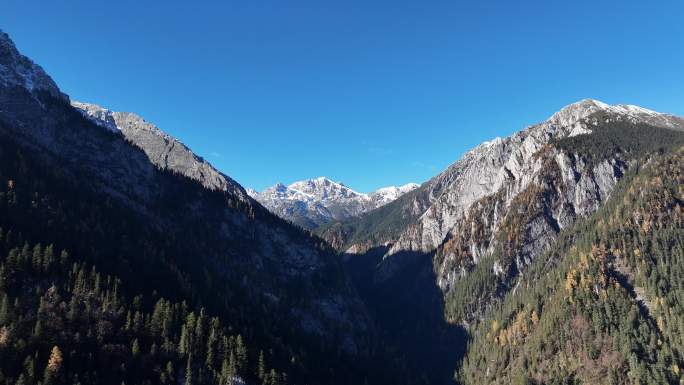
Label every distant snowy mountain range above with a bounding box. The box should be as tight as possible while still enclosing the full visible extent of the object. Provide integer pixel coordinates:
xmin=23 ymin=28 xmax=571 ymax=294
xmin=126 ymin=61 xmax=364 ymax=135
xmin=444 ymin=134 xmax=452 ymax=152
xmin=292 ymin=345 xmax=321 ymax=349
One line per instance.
xmin=248 ymin=177 xmax=419 ymax=229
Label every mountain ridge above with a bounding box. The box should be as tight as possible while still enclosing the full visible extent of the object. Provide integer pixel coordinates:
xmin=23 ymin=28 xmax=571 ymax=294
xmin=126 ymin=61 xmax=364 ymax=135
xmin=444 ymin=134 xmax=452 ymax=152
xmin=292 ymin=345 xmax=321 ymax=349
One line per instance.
xmin=71 ymin=100 xmax=249 ymax=198
xmin=320 ymin=98 xmax=684 ymax=255
xmin=250 ymin=177 xmax=419 ymax=229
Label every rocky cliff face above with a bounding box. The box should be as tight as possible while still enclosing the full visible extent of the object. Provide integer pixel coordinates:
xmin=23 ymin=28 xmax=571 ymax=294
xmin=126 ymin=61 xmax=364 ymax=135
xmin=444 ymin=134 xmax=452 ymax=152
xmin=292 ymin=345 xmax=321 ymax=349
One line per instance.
xmin=251 ymin=177 xmax=419 ymax=229
xmin=391 ymin=100 xmax=683 ymax=256
xmin=431 ymin=146 xmax=625 ymax=292
xmin=0 ymin=30 xmax=371 ymax=361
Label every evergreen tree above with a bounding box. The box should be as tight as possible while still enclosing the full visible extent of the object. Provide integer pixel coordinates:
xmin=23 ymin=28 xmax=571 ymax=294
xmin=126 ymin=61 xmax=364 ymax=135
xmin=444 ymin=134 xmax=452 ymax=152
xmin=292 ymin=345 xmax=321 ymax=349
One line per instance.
xmin=185 ymin=354 xmax=194 ymax=385
xmin=258 ymin=350 xmax=266 ymax=383
xmin=132 ymin=338 xmax=140 ymax=357
xmin=0 ymin=292 xmax=9 ymax=325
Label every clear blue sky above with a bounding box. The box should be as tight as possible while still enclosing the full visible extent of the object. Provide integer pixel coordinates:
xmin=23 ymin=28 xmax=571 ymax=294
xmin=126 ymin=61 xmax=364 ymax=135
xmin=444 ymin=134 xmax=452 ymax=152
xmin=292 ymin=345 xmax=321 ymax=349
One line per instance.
xmin=2 ymin=1 xmax=683 ymax=192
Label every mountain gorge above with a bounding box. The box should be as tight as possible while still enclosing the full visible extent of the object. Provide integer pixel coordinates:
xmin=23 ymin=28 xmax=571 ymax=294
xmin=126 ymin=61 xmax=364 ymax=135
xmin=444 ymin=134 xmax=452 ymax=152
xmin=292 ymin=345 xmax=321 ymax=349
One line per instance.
xmin=2 ymin=27 xmax=684 ymax=385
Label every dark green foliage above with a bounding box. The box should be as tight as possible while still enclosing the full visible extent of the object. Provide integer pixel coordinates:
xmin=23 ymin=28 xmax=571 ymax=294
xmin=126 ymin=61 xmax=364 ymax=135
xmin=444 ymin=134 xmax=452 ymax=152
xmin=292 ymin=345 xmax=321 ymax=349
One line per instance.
xmin=443 ymin=253 xmax=500 ymax=323
xmin=0 ymin=235 xmax=289 ymax=385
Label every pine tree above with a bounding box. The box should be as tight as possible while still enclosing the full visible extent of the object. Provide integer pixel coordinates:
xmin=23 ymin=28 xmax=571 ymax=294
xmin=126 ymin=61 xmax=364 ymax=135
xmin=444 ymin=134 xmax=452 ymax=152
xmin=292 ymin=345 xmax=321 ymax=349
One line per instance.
xmin=67 ymin=294 xmax=79 ymax=322
xmin=179 ymin=324 xmax=189 ymax=356
xmin=59 ymin=250 xmax=68 ymax=267
xmin=235 ymin=335 xmax=247 ymax=372
xmin=43 ymin=244 xmax=54 ymax=271
xmin=219 ymin=358 xmax=229 ymax=385
xmin=185 ymin=354 xmax=194 ymax=385
xmin=22 ymin=356 xmax=35 ymax=382
xmin=14 ymin=373 xmax=26 ymax=385
xmin=195 ymin=308 xmax=206 ymax=345
xmin=165 ymin=362 xmax=174 ymax=383
xmin=0 ymin=292 xmax=9 ymax=325
xmin=151 ymin=299 xmax=164 ymax=336
xmin=228 ymin=351 xmax=237 ymax=384
xmin=31 ymin=244 xmax=42 ymax=270
xmin=258 ymin=350 xmax=266 ymax=383
xmin=206 ymin=329 xmax=216 ymax=368
xmin=268 ymin=369 xmax=279 ymax=385
xmin=132 ymin=338 xmax=141 ymax=357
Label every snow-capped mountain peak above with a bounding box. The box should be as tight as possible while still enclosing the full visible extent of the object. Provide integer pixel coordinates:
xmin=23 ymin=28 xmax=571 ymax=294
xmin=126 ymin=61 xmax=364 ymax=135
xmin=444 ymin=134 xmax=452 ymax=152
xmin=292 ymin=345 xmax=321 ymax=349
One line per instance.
xmin=548 ymin=98 xmax=683 ymax=133
xmin=288 ymin=177 xmax=364 ymax=201
xmin=251 ymin=178 xmax=419 ymax=229
xmin=370 ymin=183 xmax=420 ymax=206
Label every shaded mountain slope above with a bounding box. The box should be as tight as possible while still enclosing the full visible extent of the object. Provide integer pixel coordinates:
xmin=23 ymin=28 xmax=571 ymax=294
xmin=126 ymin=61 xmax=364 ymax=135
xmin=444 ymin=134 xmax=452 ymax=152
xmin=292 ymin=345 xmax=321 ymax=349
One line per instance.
xmin=0 ymin=30 xmax=374 ymax=385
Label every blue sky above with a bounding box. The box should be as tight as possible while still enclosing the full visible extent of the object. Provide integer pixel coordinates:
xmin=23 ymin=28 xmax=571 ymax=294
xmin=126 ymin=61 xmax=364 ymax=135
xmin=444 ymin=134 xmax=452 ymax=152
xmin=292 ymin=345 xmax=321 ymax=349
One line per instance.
xmin=2 ymin=1 xmax=683 ymax=192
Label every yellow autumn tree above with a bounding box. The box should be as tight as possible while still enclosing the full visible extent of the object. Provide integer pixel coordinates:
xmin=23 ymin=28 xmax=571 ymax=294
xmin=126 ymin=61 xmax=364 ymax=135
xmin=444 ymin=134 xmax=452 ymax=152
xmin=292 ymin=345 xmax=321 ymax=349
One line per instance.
xmin=44 ymin=345 xmax=63 ymax=384
xmin=0 ymin=326 xmax=9 ymax=347
xmin=47 ymin=345 xmax=63 ymax=372
xmin=530 ymin=310 xmax=540 ymax=326
xmin=565 ymin=269 xmax=577 ymax=303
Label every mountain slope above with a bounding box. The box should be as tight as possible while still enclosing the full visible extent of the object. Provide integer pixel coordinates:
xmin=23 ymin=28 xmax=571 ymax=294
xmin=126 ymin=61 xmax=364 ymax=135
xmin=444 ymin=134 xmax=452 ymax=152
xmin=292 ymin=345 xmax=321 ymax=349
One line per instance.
xmin=440 ymin=114 xmax=684 ymax=323
xmin=0 ymin=30 xmax=374 ymax=385
xmin=321 ymin=100 xmax=684 ymax=255
xmin=317 ymin=99 xmax=684 ymax=384
xmin=320 ymin=100 xmax=684 ymax=290
xmin=458 ymin=145 xmax=684 ymax=384
xmin=250 ymin=177 xmax=418 ymax=229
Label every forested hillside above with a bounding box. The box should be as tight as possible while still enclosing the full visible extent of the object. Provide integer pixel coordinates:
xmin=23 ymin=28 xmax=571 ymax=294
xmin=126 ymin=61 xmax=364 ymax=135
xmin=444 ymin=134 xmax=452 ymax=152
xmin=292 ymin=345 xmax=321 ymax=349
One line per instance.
xmin=0 ymin=237 xmax=279 ymax=385
xmin=440 ymin=116 xmax=684 ymax=325
xmin=0 ymin=129 xmax=361 ymax=385
xmin=458 ymin=145 xmax=684 ymax=384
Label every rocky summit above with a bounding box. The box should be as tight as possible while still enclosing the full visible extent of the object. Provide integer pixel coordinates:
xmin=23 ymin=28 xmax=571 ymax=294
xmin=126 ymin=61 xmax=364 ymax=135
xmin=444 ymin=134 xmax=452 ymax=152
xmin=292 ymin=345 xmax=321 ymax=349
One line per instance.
xmin=250 ymin=177 xmax=418 ymax=229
